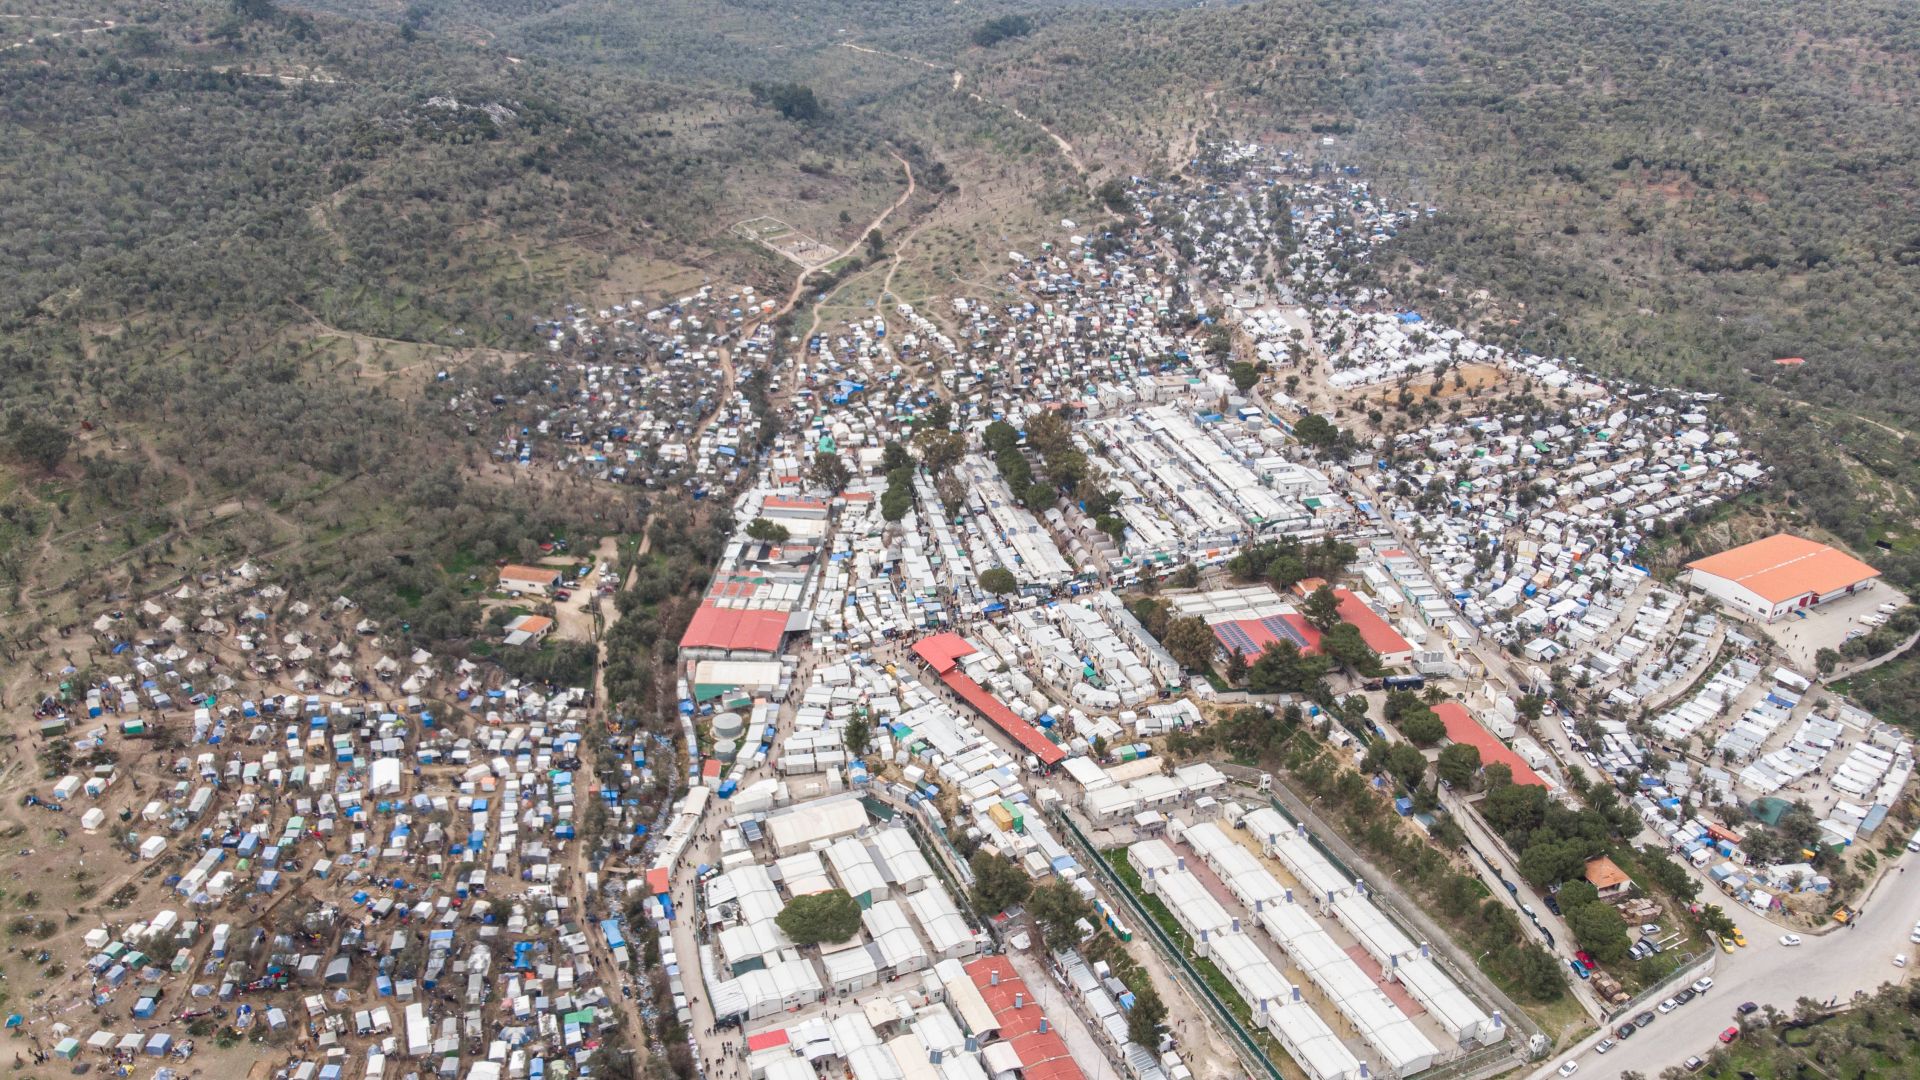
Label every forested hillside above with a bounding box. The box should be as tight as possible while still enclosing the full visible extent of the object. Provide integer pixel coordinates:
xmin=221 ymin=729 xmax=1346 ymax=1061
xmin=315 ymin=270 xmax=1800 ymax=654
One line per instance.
xmin=0 ymin=0 xmax=908 ymax=639
xmin=966 ymin=0 xmax=1920 ymax=574
xmin=8 ymin=0 xmax=1920 ymax=666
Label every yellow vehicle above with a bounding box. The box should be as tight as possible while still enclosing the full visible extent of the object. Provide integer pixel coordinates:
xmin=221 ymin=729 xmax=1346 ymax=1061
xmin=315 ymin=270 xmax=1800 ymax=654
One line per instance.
xmin=1731 ymin=927 xmax=1747 ymax=947
xmin=1720 ymin=935 xmax=1737 ymax=954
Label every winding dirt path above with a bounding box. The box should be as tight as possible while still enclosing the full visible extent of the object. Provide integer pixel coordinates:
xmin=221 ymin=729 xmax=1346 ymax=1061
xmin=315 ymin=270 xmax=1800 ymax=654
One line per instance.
xmin=838 ymin=41 xmax=1088 ymax=182
xmin=2 ymin=17 xmax=114 ymax=50
xmin=774 ymin=150 xmax=916 ymax=323
xmin=727 ymin=150 xmax=918 ymax=420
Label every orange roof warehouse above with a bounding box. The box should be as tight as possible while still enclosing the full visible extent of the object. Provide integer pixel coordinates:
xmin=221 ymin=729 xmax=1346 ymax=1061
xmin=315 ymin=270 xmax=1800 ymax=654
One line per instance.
xmin=1684 ymin=533 xmax=1880 ymax=623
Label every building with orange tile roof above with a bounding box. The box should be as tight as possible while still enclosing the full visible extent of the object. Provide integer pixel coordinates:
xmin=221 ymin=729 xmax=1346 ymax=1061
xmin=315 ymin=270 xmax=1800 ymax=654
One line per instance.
xmin=1583 ymin=856 xmax=1633 ymax=900
xmin=498 ymin=564 xmax=564 ymax=596
xmin=1685 ymin=533 xmax=1879 ymax=623
xmin=502 ymin=614 xmax=553 ymax=647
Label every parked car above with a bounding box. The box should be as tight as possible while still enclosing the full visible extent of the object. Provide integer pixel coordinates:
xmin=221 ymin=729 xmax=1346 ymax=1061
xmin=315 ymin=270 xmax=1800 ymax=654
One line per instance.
xmin=1657 ymin=998 xmax=1680 ymax=1014
xmin=1575 ymin=950 xmax=1596 ymax=970
xmin=1556 ymin=1062 xmax=1578 ymax=1077
xmin=1675 ymin=988 xmax=1697 ymax=1005
xmin=1779 ymin=934 xmax=1802 ymax=946
xmin=1684 ymin=1056 xmax=1705 ymax=1072
xmin=1594 ymin=1038 xmax=1615 ymax=1055
xmin=1568 ymin=959 xmax=1589 ymax=980
xmin=1544 ymin=894 xmax=1561 ymax=916
xmin=1639 ymin=922 xmax=1661 ymax=935
xmin=1720 ymin=1026 xmax=1742 ymax=1044
xmin=1633 ymin=1010 xmax=1657 ymax=1028
xmin=1732 ymin=927 xmax=1748 ymax=947
xmin=1614 ymin=1022 xmax=1636 ymax=1040
xmin=1736 ymin=1001 xmax=1758 ymax=1015
xmin=1694 ymin=977 xmax=1715 ymax=994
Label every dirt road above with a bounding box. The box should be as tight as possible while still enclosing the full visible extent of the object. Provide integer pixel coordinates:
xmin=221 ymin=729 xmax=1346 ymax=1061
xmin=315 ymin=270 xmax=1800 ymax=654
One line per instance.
xmin=2 ymin=17 xmax=114 ymax=50
xmin=840 ymin=41 xmax=1089 ymax=183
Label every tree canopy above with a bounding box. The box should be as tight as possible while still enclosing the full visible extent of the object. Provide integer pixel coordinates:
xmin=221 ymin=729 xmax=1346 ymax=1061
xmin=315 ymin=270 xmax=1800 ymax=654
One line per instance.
xmin=776 ymin=889 xmax=862 ymax=946
xmin=979 ymin=567 xmax=1018 ymax=595
xmin=969 ymin=850 xmax=1033 ymax=914
xmin=745 ymin=518 xmax=790 ymax=543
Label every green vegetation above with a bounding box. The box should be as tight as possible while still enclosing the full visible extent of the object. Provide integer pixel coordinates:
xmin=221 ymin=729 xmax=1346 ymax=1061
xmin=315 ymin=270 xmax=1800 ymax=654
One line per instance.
xmin=982 ymin=412 xmax=1087 ymax=511
xmin=603 ymin=509 xmax=730 ymax=725
xmin=776 ymin=888 xmax=862 ymax=945
xmin=1161 ymin=615 xmax=1217 ymax=672
xmin=1245 ymin=639 xmax=1332 ymax=695
xmin=0 ymin=0 xmax=919 ymax=646
xmin=809 ymin=452 xmax=851 ymax=495
xmin=842 ymin=718 xmax=872 ymax=760
xmin=880 ymin=464 xmax=915 ymax=523
xmin=494 ymin=639 xmax=596 ymax=688
xmin=5 ymin=418 xmax=71 ymax=473
xmin=1290 ymin=414 xmax=1351 ymax=458
xmin=1692 ymin=984 xmax=1920 ymax=1079
xmin=1028 ymin=879 xmax=1097 ymax=951
xmin=971 ymin=15 xmax=1034 ymax=49
xmin=1834 ymin=642 xmax=1920 ymax=730
xmin=1436 ymin=743 xmax=1481 ymax=788
xmin=749 ymin=81 xmax=821 ymax=122
xmin=744 ymin=518 xmax=790 ymax=543
xmin=978 ymin=567 xmax=1017 ymax=595
xmin=1364 ymin=740 xmax=1430 ymax=790
xmin=1385 ymin=691 xmax=1445 ymax=746
xmin=1225 ymin=536 xmax=1357 ymax=593
xmin=968 ymin=849 xmax=1032 ymax=914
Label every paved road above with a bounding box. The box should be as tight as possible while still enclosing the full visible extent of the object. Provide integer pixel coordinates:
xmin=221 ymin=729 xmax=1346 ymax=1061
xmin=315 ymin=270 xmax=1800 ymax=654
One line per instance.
xmin=1527 ymin=850 xmax=1920 ymax=1079
xmin=1438 ymin=787 xmax=1608 ymax=1021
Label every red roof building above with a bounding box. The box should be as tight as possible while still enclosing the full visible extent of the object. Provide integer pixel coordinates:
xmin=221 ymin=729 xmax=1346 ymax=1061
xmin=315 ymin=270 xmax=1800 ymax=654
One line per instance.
xmin=761 ymin=496 xmax=830 ymax=516
xmin=746 ymin=1030 xmax=790 ymax=1053
xmin=1210 ymin=589 xmax=1412 ymax=663
xmin=1433 ymin=701 xmax=1545 ymax=788
xmin=911 ymin=632 xmax=978 ymax=674
xmin=1335 ymin=589 xmax=1413 ymax=659
xmin=1211 ymin=613 xmax=1320 ymax=659
xmin=912 ymin=634 xmax=1065 ymax=766
xmin=679 ymin=603 xmax=790 ymax=656
xmin=964 ymin=958 xmax=1085 ymax=1080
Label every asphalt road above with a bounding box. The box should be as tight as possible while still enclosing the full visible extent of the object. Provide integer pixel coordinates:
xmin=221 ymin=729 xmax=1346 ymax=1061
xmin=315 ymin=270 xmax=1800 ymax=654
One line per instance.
xmin=1438 ymin=786 xmax=1608 ymax=1021
xmin=1528 ymin=850 xmax=1920 ymax=1079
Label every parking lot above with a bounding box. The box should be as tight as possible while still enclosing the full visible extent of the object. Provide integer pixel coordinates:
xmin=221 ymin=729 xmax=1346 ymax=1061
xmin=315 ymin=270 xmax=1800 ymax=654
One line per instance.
xmin=1752 ymin=580 xmax=1907 ymax=671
